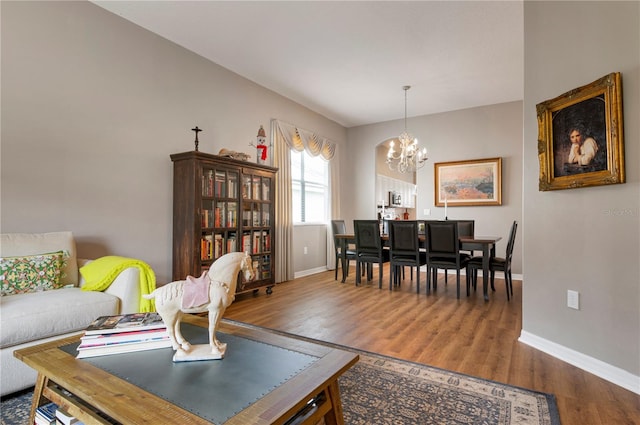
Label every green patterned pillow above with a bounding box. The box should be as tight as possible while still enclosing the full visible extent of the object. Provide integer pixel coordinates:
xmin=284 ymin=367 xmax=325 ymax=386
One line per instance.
xmin=0 ymin=251 xmax=68 ymax=296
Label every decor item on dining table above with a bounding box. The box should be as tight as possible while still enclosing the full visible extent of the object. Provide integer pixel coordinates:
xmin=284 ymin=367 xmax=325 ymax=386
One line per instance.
xmin=142 ymin=252 xmax=255 ymax=362
xmin=386 ymin=85 xmax=428 ymax=174
xmin=536 ymin=72 xmax=625 ymax=191
xmin=435 ymin=157 xmax=502 ymax=207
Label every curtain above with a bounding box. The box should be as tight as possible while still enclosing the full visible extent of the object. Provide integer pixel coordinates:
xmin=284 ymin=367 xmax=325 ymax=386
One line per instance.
xmin=270 ymin=119 xmax=339 ymax=282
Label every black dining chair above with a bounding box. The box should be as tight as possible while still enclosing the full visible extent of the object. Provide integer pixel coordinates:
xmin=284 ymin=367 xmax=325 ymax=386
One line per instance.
xmin=388 ymin=220 xmax=427 ymax=292
xmin=425 ymin=221 xmax=471 ymax=298
xmin=331 ymin=219 xmax=357 ymax=283
xmin=354 ymin=219 xmax=390 ymax=288
xmin=468 ymin=221 xmax=518 ymax=300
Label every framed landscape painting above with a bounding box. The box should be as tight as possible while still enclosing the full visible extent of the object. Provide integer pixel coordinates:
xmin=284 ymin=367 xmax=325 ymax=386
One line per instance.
xmin=434 ymin=157 xmax=502 ymax=207
xmin=536 ymin=72 xmax=625 ymax=191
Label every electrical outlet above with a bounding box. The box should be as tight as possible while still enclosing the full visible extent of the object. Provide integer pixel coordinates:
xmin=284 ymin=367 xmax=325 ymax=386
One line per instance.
xmin=567 ymin=290 xmax=580 ymax=310
xmin=303 ymin=247 xmax=308 ymax=255
xmin=424 ymin=208 xmax=431 ymax=216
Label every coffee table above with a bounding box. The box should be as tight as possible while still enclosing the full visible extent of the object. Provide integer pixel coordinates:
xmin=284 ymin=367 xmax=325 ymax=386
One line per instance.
xmin=14 ymin=314 xmax=359 ymax=425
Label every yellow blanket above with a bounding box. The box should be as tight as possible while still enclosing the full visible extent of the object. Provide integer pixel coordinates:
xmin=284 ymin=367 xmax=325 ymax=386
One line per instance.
xmin=80 ymin=256 xmax=156 ymax=312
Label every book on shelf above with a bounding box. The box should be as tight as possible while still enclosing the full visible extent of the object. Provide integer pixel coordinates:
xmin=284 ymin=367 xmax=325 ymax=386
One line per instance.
xmin=55 ymin=408 xmax=84 ymax=425
xmin=83 ymin=312 xmax=166 ymax=336
xmin=201 ymin=235 xmax=213 ymax=260
xmin=242 ymin=232 xmax=251 ymax=253
xmin=226 ymin=234 xmax=237 ymax=253
xmin=214 ymin=234 xmax=224 ymax=258
xmin=35 ymin=402 xmax=58 ymax=425
xmin=76 ymin=338 xmax=172 ymax=359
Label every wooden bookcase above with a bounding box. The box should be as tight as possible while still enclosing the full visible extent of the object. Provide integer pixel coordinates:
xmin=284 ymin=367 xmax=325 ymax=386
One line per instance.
xmin=171 ymin=151 xmax=278 ymax=294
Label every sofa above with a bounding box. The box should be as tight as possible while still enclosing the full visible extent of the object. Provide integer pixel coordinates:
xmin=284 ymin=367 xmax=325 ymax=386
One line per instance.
xmin=0 ymin=231 xmax=148 ymax=396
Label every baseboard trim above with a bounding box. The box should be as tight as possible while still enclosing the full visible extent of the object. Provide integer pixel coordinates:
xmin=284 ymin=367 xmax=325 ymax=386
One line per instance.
xmin=294 ymin=266 xmax=328 ymax=279
xmin=518 ymin=330 xmax=640 ymax=395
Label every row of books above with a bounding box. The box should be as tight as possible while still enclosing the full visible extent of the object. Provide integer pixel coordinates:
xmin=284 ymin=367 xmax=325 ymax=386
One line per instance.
xmin=35 ymin=402 xmax=83 ymax=425
xmin=202 ymin=170 xmax=238 ymax=198
xmin=241 ymin=177 xmax=270 ymax=201
xmin=76 ymin=313 xmax=171 ymax=359
xmin=201 ymin=233 xmax=238 ymax=260
xmin=201 ymin=204 xmax=238 ymax=228
xmin=241 ymin=231 xmax=271 ymax=254
xmin=241 ymin=208 xmax=270 ymax=227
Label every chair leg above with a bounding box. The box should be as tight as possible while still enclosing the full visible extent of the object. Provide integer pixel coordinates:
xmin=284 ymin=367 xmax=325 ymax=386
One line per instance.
xmin=378 ymin=262 xmax=383 ymax=289
xmin=490 ymin=271 xmax=496 ymax=292
xmin=389 ymin=264 xmax=394 ymax=290
xmin=456 ymin=270 xmax=460 ymax=299
xmin=466 ymin=272 xmax=470 ymax=297
xmin=355 ymin=261 xmax=361 ymax=285
xmin=432 ymin=268 xmax=438 ymax=290
xmin=334 ymin=254 xmax=338 ymax=281
xmin=505 ymin=274 xmax=510 ymax=301
xmin=509 ymin=271 xmax=514 ymax=297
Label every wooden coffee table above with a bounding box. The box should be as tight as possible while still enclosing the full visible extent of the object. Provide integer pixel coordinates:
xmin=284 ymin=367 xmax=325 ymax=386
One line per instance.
xmin=15 ymin=315 xmax=358 ymax=425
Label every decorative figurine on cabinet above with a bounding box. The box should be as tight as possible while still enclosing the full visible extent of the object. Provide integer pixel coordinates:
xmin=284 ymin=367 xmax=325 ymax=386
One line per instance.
xmin=143 ymin=252 xmax=255 ymax=362
xmin=251 ymin=125 xmax=271 ymax=165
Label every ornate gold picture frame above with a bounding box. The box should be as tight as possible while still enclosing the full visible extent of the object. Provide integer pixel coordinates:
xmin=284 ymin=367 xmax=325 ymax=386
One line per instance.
xmin=434 ymin=157 xmax=502 ymax=207
xmin=537 ymin=72 xmax=625 ymax=191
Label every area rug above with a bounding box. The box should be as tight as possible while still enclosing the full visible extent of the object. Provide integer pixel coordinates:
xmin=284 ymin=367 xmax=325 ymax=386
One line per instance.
xmin=1 ymin=320 xmax=561 ymax=425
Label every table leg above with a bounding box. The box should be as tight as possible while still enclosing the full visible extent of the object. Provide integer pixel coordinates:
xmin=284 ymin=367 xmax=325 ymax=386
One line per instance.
xmin=482 ymin=245 xmax=490 ymax=302
xmin=340 ymin=239 xmax=348 ymax=283
xmin=323 ymin=380 xmax=345 ymax=425
xmin=29 ymin=373 xmax=48 ymax=425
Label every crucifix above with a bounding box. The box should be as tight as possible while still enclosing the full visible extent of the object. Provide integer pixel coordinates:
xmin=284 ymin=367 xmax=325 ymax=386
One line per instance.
xmin=192 ymin=126 xmax=202 ymax=151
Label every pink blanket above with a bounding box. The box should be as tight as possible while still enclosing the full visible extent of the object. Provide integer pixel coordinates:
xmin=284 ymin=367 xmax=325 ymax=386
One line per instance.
xmin=182 ymin=272 xmax=210 ymax=309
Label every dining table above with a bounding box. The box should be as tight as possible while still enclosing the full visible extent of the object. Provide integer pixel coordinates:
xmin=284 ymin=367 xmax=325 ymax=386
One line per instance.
xmin=334 ymin=232 xmax=501 ymax=301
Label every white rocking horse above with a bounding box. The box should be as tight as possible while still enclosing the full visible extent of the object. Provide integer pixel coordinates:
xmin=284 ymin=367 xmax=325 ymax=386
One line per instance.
xmin=143 ymin=252 xmax=255 ymax=361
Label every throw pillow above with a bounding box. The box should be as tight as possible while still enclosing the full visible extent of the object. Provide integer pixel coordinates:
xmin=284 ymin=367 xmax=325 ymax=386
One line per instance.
xmin=0 ymin=251 xmax=68 ymax=296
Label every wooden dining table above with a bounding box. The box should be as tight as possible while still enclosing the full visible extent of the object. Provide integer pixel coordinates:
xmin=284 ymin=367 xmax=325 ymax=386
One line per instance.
xmin=334 ymin=232 xmax=501 ymax=301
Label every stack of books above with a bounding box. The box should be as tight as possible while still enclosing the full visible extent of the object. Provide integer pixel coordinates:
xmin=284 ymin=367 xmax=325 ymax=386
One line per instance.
xmin=35 ymin=402 xmax=57 ymax=425
xmin=77 ymin=312 xmax=172 ymax=359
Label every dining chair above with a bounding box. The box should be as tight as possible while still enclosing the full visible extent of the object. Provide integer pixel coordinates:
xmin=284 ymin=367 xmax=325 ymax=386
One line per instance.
xmin=425 ymin=221 xmax=471 ymax=298
xmin=468 ymin=220 xmax=518 ymax=300
xmin=331 ymin=219 xmax=357 ymax=283
xmin=388 ymin=220 xmax=427 ymax=292
xmin=353 ymin=219 xmax=390 ymax=288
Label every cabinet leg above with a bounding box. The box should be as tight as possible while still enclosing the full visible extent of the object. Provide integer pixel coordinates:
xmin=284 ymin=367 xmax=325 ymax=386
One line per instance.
xmin=266 ymin=286 xmax=274 ymax=295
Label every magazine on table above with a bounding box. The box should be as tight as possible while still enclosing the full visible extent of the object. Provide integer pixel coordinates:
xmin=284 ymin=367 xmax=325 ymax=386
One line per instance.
xmin=76 ymin=338 xmax=173 ymax=359
xmin=83 ymin=312 xmax=166 ymax=335
xmin=78 ymin=328 xmax=170 ymax=349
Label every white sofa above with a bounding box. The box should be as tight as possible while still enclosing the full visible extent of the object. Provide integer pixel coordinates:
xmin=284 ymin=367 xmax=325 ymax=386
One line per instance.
xmin=0 ymin=232 xmax=144 ymax=396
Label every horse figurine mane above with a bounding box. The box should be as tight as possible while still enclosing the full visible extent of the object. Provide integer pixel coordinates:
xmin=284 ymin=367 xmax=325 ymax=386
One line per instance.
xmin=143 ymin=251 xmax=255 ymax=361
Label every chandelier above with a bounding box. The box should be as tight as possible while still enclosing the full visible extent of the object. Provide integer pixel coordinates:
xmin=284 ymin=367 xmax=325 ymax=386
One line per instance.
xmin=386 ymin=85 xmax=428 ymax=173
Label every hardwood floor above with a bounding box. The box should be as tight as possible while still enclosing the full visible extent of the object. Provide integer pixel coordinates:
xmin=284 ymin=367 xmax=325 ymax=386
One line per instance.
xmin=224 ymin=266 xmax=640 ymax=425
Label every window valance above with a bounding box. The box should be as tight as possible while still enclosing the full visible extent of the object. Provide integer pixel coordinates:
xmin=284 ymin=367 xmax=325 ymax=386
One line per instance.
xmin=273 ymin=119 xmax=336 ymax=160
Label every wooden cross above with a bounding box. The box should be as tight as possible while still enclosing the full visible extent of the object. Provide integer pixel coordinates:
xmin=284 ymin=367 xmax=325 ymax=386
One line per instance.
xmin=192 ymin=126 xmax=202 ymax=151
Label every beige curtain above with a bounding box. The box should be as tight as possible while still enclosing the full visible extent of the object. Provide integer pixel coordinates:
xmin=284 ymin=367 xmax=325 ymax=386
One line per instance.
xmin=270 ymin=119 xmax=339 ymax=281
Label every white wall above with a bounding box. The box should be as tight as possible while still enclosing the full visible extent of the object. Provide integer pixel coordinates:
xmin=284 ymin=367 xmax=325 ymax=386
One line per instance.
xmin=1 ymin=1 xmax=346 ymax=284
xmin=345 ymin=101 xmax=524 ymax=274
xmin=523 ymin=1 xmax=639 ymax=388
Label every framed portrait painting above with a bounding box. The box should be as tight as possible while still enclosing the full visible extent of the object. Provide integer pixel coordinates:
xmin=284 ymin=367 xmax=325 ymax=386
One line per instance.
xmin=536 ymin=72 xmax=625 ymax=191
xmin=434 ymin=157 xmax=502 ymax=207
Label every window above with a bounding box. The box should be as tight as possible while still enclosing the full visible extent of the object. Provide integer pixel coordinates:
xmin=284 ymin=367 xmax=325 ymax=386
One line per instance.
xmin=291 ymin=150 xmax=329 ymax=223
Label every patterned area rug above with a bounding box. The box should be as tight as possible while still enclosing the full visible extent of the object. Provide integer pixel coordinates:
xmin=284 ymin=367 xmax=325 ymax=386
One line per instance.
xmin=1 ymin=321 xmax=561 ymax=425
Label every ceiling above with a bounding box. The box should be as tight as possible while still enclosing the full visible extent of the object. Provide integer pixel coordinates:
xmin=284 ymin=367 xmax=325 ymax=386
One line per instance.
xmin=93 ymin=1 xmax=524 ymax=128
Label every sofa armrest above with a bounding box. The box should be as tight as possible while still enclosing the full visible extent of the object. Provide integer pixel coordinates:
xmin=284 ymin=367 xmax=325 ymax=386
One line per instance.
xmin=78 ymin=259 xmax=141 ymax=314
